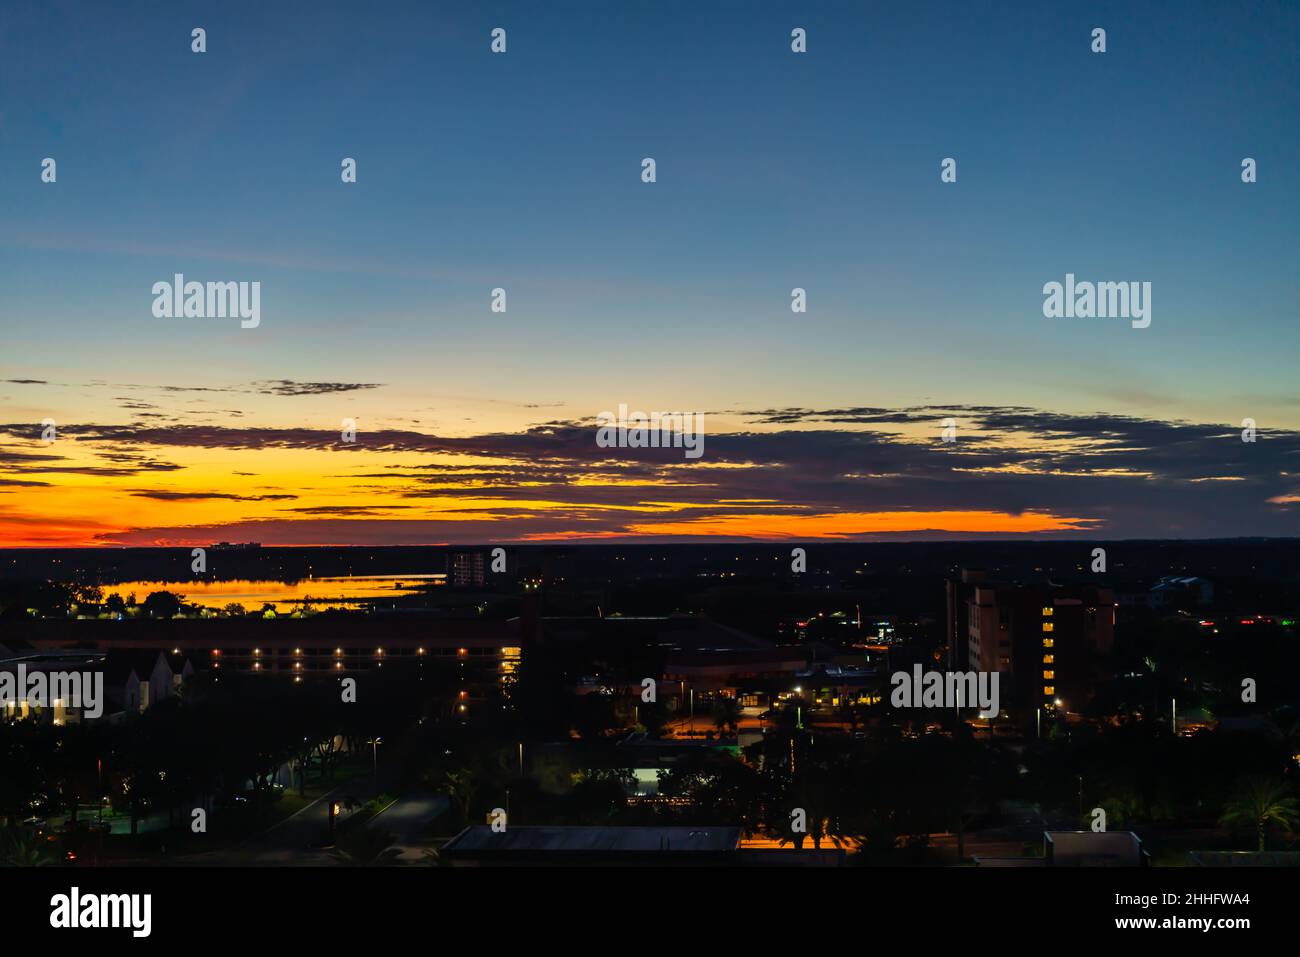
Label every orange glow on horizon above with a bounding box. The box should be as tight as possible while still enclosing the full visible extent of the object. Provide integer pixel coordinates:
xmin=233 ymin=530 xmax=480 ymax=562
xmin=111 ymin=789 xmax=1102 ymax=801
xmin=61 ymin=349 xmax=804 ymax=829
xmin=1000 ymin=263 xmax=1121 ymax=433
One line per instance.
xmin=0 ymin=423 xmax=1101 ymax=546
xmin=523 ymin=509 xmax=1095 ymax=541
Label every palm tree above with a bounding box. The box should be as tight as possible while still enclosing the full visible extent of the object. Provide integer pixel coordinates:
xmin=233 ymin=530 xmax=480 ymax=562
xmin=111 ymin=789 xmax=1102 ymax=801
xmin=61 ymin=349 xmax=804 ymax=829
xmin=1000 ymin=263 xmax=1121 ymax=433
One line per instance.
xmin=443 ymin=768 xmax=477 ymax=823
xmin=837 ymin=701 xmax=862 ymax=736
xmin=329 ymin=827 xmax=403 ymax=866
xmin=420 ymin=846 xmax=443 ymax=866
xmin=713 ymin=698 xmax=742 ymax=736
xmin=0 ymin=828 xmax=57 ymax=867
xmin=1220 ymin=777 xmax=1300 ymax=852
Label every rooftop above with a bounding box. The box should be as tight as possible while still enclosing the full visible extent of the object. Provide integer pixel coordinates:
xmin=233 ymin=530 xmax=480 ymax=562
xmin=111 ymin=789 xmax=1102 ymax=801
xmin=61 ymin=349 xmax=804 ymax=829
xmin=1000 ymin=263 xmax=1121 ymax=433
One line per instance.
xmin=443 ymin=825 xmax=741 ymax=855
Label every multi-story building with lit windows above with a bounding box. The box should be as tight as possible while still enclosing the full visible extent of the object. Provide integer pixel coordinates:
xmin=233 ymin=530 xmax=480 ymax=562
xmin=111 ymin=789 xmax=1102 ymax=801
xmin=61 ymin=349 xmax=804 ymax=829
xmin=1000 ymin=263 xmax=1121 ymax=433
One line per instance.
xmin=6 ymin=614 xmax=527 ymax=707
xmin=960 ymin=580 xmax=1114 ymax=724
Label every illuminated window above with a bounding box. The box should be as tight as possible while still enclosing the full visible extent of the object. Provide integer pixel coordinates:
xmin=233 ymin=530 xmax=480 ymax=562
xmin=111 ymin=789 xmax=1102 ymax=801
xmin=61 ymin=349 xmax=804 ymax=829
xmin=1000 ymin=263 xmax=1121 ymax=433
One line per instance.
xmin=1043 ymin=686 xmax=1054 ymax=696
xmin=1042 ymin=607 xmax=1053 ymax=617
xmin=1043 ymin=670 xmax=1055 ymax=680
xmin=1043 ymin=654 xmax=1054 ymax=664
xmin=499 ymin=646 xmax=522 ymax=680
xmin=1042 ymin=622 xmax=1054 ymax=632
xmin=1042 ymin=638 xmax=1055 ymax=648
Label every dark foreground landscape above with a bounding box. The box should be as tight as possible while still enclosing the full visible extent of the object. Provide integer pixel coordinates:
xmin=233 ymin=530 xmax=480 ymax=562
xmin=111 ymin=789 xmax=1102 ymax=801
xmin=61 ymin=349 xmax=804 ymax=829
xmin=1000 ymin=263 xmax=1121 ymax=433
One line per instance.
xmin=3 ymin=540 xmax=1299 ymax=872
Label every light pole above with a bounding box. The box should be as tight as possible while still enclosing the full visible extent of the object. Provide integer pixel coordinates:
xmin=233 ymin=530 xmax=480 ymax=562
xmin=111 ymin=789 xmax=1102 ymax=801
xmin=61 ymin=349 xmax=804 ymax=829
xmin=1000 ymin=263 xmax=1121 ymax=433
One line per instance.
xmin=371 ymin=737 xmax=382 ymax=781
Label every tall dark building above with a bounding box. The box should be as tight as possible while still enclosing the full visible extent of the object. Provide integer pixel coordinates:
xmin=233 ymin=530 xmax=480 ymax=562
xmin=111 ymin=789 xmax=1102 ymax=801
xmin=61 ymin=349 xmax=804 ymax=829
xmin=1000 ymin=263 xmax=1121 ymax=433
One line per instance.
xmin=954 ymin=576 xmax=1114 ymax=722
xmin=944 ymin=568 xmax=987 ymax=670
xmin=452 ymin=551 xmax=486 ymax=588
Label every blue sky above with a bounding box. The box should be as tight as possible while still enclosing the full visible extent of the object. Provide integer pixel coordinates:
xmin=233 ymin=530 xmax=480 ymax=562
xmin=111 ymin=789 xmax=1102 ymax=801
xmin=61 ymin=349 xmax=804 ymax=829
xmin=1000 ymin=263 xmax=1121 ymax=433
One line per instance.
xmin=0 ymin=1 xmax=1298 ymax=543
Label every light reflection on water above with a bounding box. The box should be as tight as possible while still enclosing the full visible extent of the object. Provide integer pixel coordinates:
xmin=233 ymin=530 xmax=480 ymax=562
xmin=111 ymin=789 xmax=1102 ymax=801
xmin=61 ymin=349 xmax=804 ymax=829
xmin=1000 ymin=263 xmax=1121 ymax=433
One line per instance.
xmin=103 ymin=574 xmax=446 ymax=611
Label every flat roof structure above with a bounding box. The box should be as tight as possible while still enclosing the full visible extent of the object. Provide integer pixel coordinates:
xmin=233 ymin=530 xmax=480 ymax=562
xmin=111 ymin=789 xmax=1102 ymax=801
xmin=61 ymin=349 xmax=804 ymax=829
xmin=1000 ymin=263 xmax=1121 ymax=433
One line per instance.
xmin=442 ymin=825 xmax=741 ymax=865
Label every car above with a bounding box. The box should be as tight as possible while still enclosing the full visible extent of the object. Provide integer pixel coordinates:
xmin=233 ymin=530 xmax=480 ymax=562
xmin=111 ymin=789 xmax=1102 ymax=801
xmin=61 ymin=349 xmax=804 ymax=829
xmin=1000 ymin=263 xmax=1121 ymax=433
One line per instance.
xmin=60 ymin=819 xmax=110 ymax=835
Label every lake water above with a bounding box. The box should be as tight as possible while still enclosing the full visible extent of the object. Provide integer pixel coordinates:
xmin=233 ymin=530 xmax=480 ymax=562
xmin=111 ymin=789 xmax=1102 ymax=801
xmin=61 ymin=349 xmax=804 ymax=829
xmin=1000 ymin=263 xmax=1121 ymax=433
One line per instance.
xmin=102 ymin=574 xmax=446 ymax=611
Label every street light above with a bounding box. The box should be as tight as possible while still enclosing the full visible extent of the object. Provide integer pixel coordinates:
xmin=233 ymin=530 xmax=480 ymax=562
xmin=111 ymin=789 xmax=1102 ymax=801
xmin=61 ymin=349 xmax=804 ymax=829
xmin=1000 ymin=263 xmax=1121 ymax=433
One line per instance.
xmin=370 ymin=737 xmax=382 ymax=780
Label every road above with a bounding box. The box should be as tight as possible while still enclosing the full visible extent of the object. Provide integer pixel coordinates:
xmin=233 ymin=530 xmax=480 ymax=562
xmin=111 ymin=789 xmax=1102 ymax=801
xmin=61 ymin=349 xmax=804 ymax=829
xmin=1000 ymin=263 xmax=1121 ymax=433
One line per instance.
xmin=175 ymin=774 xmax=449 ymax=866
xmin=367 ymin=793 xmax=449 ymax=862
